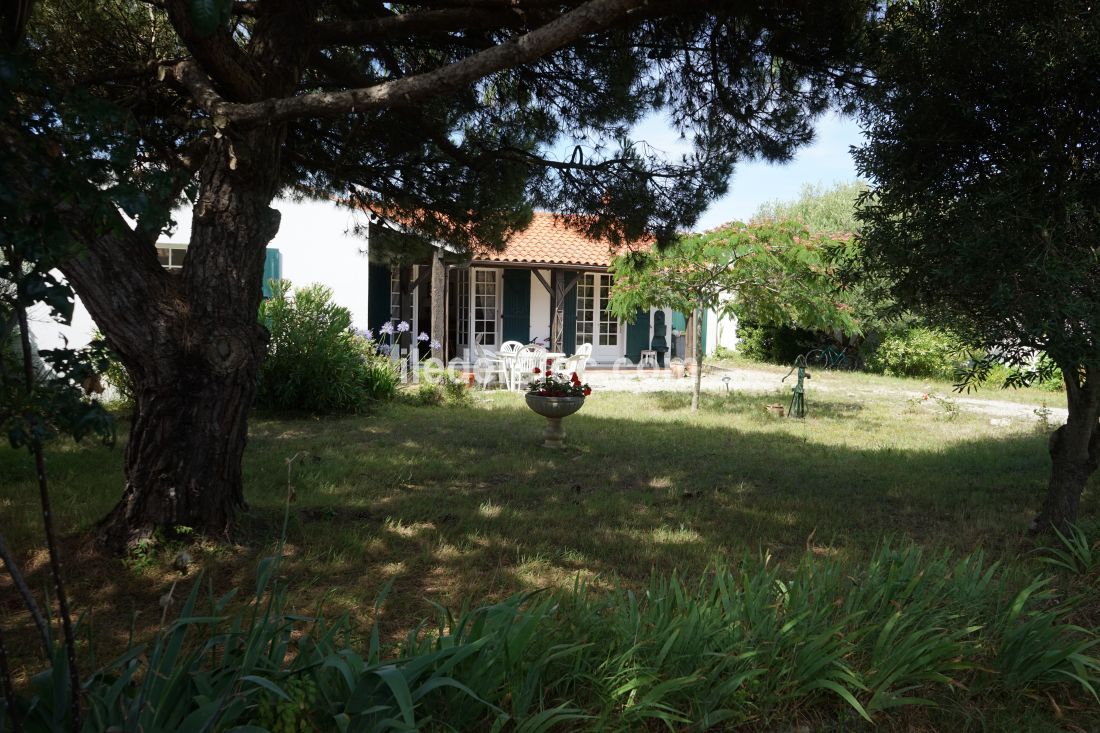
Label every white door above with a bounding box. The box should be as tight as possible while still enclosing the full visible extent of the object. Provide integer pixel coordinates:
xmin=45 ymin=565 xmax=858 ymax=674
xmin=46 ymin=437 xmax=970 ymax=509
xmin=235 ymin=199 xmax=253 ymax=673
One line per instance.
xmin=472 ymin=268 xmax=500 ymax=353
xmin=575 ymin=273 xmax=621 ymax=362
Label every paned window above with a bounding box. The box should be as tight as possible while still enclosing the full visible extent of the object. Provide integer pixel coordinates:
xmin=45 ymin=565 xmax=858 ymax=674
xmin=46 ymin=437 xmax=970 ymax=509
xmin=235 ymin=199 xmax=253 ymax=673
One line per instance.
xmin=155 ymin=243 xmax=187 ymax=270
xmin=452 ymin=271 xmax=470 ymax=347
xmin=473 ymin=270 xmax=498 ymax=345
xmin=576 ymin=273 xmax=618 ymax=347
xmin=575 ymin=275 xmax=594 ymax=346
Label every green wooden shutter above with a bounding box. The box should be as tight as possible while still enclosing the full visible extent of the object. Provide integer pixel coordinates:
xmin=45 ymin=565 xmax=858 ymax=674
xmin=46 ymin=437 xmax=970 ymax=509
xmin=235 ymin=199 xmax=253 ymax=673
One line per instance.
xmin=625 ymin=307 xmax=650 ymax=363
xmin=501 ymin=269 xmax=530 ymax=343
xmin=563 ymin=271 xmax=578 ymax=356
xmin=368 ymin=262 xmax=392 ymax=332
xmin=262 ymin=248 xmax=282 ymax=298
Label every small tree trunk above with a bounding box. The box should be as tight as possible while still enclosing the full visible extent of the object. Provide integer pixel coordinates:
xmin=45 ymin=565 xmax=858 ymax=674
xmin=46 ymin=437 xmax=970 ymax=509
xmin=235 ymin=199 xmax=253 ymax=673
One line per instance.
xmin=1034 ymin=366 xmax=1100 ymax=532
xmin=691 ymin=305 xmax=704 ymax=412
xmin=690 ymin=353 xmax=704 ymax=411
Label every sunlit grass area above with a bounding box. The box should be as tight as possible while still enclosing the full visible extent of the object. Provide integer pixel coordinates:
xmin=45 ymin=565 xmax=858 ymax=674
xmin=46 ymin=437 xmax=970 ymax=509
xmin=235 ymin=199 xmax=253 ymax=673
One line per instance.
xmin=1 ymin=378 xmax=1097 ymax=727
xmin=710 ymin=352 xmax=1068 ymax=407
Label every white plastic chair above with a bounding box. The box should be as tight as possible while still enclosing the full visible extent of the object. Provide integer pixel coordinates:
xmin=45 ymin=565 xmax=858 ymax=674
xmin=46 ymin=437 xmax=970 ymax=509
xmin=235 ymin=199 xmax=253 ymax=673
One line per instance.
xmin=497 ymin=341 xmax=523 ymax=389
xmin=512 ymin=345 xmax=548 ymax=391
xmin=559 ymin=342 xmax=592 ymax=379
xmin=473 ymin=334 xmax=508 ymax=388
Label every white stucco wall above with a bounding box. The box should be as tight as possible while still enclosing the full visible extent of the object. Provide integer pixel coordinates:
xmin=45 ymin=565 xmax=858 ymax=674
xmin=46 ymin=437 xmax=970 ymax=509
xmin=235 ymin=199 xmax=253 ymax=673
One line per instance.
xmin=706 ymin=308 xmax=739 ymax=355
xmin=29 ymin=197 xmax=371 ymax=355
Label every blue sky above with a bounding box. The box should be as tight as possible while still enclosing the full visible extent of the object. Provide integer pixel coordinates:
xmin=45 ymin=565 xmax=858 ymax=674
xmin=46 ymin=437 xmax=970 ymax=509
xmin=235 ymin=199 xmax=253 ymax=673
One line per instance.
xmin=631 ymin=111 xmax=866 ymax=231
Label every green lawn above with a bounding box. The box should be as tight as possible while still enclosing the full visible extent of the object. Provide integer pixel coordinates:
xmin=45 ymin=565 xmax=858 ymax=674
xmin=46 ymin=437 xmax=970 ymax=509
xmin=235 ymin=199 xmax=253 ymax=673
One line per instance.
xmin=1 ymin=377 xmax=1097 ymax=728
xmin=3 ymin=381 xmax=1092 ymax=612
xmin=710 ymin=353 xmax=1070 ymax=407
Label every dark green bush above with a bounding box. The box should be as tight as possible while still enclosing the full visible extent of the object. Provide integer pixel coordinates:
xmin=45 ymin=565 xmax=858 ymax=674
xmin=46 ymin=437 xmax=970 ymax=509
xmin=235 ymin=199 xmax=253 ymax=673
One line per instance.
xmin=257 ymin=281 xmax=399 ymax=412
xmin=736 ymin=321 xmax=818 ymax=365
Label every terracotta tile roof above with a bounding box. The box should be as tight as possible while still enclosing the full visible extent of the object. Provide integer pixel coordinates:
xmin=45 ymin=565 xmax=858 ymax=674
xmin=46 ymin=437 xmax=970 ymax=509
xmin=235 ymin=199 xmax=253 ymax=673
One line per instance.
xmin=473 ymin=212 xmax=652 ymax=268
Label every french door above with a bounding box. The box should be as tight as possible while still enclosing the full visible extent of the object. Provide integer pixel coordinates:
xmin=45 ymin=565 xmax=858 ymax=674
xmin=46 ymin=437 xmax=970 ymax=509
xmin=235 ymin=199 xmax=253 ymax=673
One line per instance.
xmin=576 ymin=273 xmax=620 ymax=362
xmin=449 ymin=268 xmax=501 ymax=359
xmin=472 ymin=269 xmax=499 ymax=351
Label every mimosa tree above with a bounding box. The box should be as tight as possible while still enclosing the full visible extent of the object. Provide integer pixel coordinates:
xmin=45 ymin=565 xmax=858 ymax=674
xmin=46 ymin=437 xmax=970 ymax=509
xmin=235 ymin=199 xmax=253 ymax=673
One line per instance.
xmin=609 ymin=221 xmax=856 ymax=410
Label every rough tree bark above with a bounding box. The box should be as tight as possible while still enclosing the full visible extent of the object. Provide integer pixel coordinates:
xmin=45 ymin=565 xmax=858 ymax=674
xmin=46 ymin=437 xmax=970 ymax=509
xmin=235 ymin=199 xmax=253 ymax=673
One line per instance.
xmin=1034 ymin=365 xmax=1100 ymax=531
xmin=64 ymin=132 xmax=284 ymax=551
xmin=47 ymin=0 xmax=317 ymax=551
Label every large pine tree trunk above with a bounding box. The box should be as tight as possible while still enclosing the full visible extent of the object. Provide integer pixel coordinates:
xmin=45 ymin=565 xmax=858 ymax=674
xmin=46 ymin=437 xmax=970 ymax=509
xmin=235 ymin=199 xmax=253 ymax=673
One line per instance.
xmin=64 ymin=133 xmax=283 ymax=551
xmin=57 ymin=6 xmax=311 ymax=551
xmin=99 ymin=350 xmax=262 ymax=549
xmin=1034 ymin=366 xmax=1100 ymax=532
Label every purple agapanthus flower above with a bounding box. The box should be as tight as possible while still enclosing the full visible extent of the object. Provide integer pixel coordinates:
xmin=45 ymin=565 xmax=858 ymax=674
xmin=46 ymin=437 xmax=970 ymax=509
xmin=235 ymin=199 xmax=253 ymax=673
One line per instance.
xmin=360 ymin=328 xmax=373 ymax=340
xmin=378 ymin=343 xmax=392 ymax=355
xmin=380 ymin=321 xmax=394 ymax=335
xmin=429 ymin=339 xmax=442 ymax=350
xmin=417 ymin=331 xmax=430 ymax=342
xmin=396 ymin=321 xmax=410 ymax=333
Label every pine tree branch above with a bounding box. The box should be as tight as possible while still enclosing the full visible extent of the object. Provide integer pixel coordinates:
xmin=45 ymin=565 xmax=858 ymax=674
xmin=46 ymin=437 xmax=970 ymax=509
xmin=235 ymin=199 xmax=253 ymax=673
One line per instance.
xmin=175 ymin=0 xmax=651 ymax=126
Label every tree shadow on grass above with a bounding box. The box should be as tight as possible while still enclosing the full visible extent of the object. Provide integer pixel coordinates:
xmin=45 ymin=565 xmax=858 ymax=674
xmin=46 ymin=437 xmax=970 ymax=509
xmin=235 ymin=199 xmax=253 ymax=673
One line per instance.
xmin=2 ymin=396 xmax=1096 ymax=679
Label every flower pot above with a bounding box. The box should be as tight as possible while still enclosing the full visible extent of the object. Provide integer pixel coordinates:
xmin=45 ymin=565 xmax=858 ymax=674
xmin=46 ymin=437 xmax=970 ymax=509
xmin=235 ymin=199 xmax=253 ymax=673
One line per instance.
xmin=669 ymin=361 xmax=685 ymax=379
xmin=525 ymin=394 xmax=585 ymax=448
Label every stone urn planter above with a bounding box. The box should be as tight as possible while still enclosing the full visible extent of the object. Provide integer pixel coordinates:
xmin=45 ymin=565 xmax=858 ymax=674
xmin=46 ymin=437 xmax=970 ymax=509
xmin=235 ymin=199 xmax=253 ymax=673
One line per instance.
xmin=525 ymin=394 xmax=585 ymax=448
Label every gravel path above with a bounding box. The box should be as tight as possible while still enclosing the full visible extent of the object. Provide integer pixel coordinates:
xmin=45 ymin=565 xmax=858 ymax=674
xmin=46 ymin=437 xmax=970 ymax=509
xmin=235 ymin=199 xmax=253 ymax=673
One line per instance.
xmin=584 ymin=365 xmax=1067 ymax=423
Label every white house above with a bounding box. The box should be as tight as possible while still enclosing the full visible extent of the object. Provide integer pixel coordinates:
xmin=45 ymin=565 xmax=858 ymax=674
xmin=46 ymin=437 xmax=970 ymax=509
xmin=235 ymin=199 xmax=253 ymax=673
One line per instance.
xmin=30 ymin=199 xmax=738 ymax=364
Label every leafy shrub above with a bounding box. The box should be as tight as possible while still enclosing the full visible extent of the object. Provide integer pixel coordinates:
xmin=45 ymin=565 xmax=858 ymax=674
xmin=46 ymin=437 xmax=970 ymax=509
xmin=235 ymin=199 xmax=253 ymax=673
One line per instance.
xmin=257 ymin=281 xmax=398 ymax=412
xmin=736 ymin=321 xmax=818 ymax=365
xmin=979 ymin=357 xmax=1065 ymax=393
xmin=409 ymin=381 xmax=444 ymax=406
xmin=404 ymin=373 xmax=471 ymax=407
xmin=88 ymin=332 xmax=135 ymax=409
xmin=864 ymin=327 xmax=964 ymax=380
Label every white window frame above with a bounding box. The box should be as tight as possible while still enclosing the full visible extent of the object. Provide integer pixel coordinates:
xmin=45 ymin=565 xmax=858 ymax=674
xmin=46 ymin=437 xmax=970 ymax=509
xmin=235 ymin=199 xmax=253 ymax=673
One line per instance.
xmin=156 ymin=243 xmax=188 ymax=270
xmin=577 ymin=272 xmax=619 ymax=349
xmin=475 ymin=267 xmax=503 ymax=349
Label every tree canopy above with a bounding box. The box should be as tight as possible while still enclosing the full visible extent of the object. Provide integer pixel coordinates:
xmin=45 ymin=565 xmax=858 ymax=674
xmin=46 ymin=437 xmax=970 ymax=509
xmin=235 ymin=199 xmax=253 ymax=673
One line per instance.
xmin=609 ymin=221 xmax=855 ymax=409
xmin=754 ymin=180 xmax=868 ymax=234
xmin=15 ymin=0 xmax=874 ymax=250
xmin=854 ymin=0 xmax=1100 ymax=527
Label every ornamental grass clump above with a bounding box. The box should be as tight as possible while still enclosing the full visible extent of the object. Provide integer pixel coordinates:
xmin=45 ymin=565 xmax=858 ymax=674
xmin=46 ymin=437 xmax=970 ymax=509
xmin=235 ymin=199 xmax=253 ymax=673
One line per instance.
xmin=527 ymin=361 xmax=591 ymax=397
xmin=9 ymin=541 xmax=1100 ymax=731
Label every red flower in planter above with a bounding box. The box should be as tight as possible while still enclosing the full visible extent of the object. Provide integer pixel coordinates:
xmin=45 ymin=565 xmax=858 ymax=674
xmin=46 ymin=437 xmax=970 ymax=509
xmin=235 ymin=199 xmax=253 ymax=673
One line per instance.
xmin=526 ymin=364 xmax=591 ymax=398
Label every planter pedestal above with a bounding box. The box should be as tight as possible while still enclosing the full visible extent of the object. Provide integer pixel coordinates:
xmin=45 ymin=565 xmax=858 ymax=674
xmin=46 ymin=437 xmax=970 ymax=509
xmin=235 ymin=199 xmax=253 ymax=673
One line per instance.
xmin=525 ymin=394 xmax=585 ymax=448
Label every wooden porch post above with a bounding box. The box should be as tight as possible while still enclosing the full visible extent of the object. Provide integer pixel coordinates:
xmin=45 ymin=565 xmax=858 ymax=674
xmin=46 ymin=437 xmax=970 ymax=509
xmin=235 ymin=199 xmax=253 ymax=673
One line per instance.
xmin=430 ymin=253 xmax=445 ymax=362
xmin=550 ymin=270 xmax=565 ymax=353
xmin=399 ymin=266 xmax=411 ymax=355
